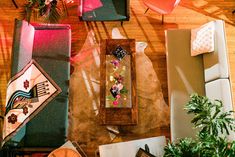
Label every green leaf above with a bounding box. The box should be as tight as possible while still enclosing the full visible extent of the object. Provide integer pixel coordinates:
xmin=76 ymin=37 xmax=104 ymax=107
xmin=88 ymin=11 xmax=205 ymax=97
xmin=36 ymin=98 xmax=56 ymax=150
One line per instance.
xmin=106 ymin=95 xmax=115 ymax=101
xmin=120 ymin=87 xmax=128 ymax=94
xmin=165 ymin=93 xmax=235 ymax=157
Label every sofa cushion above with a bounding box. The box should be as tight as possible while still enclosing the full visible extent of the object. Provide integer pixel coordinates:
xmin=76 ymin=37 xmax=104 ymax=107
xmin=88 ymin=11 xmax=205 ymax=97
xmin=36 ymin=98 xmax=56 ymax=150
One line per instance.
xmin=24 ymin=25 xmax=70 ymax=147
xmin=191 ymin=21 xmax=215 ymax=56
xmin=205 ymin=79 xmax=234 ymax=141
xmin=203 ymin=20 xmax=229 ymax=82
xmin=165 ymin=29 xmax=205 ymax=142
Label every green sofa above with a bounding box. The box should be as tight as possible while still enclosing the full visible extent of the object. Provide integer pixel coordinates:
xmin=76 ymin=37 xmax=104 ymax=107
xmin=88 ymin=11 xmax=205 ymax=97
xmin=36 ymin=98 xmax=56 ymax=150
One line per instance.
xmin=2 ymin=19 xmax=70 ymax=151
xmin=80 ymin=0 xmax=130 ymax=21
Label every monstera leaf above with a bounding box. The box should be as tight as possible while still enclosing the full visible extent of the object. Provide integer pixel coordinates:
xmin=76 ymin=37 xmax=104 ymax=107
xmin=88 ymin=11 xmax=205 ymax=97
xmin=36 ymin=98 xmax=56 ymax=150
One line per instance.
xmin=164 ymin=94 xmax=235 ymax=157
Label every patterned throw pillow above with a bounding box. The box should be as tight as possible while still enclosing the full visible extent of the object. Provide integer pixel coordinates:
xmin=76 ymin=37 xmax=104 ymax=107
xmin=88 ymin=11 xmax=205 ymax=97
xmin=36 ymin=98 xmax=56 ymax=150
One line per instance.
xmin=191 ymin=21 xmax=215 ymax=56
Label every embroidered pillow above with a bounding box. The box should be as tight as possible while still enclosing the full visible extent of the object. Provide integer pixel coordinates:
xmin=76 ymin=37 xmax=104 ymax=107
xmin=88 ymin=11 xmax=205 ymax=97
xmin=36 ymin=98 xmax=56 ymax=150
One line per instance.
xmin=191 ymin=21 xmax=215 ymax=56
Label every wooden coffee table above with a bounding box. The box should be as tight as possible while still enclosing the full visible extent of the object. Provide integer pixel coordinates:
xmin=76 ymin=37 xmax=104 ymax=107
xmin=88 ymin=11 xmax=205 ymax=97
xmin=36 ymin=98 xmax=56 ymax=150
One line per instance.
xmin=99 ymin=39 xmax=137 ymax=125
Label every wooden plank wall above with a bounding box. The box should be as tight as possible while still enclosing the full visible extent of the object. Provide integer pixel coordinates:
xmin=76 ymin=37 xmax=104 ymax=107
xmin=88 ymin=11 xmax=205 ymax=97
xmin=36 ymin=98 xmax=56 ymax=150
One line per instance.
xmin=0 ymin=0 xmax=235 ymax=155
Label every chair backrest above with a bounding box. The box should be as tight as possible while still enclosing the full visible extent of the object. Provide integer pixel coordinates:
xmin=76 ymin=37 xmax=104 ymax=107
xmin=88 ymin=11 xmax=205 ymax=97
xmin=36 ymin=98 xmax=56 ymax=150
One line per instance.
xmin=174 ymin=0 xmax=181 ymax=7
xmin=79 ymin=0 xmax=130 ymax=21
xmin=143 ymin=0 xmax=181 ymax=15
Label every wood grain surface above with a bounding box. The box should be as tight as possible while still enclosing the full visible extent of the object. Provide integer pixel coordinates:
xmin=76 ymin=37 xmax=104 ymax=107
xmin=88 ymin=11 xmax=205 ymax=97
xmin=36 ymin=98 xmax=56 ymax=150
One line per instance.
xmin=100 ymin=39 xmax=137 ymax=125
xmin=1 ymin=0 xmax=235 ymax=156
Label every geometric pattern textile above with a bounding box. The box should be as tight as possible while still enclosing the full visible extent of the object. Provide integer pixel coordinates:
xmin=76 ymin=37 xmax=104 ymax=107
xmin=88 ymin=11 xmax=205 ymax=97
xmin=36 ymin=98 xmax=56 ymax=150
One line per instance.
xmin=2 ymin=60 xmax=61 ymax=146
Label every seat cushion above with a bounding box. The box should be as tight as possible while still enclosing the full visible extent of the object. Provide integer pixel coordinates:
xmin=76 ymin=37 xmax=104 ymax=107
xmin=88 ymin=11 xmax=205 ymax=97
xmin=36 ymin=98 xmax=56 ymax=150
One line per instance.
xmin=203 ymin=20 xmax=229 ymax=82
xmin=205 ymin=79 xmax=234 ymax=141
xmin=24 ymin=27 xmax=70 ymax=147
xmin=165 ymin=29 xmax=205 ymax=142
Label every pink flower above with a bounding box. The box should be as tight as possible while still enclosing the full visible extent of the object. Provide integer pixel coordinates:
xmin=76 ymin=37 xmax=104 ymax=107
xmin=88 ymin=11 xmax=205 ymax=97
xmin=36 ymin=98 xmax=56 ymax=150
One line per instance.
xmin=111 ymin=60 xmax=120 ymax=67
xmin=23 ymin=80 xmax=29 ymax=90
xmin=114 ymin=74 xmax=123 ymax=83
xmin=114 ymin=73 xmax=119 ymax=78
xmin=112 ymin=84 xmax=118 ymax=90
xmin=113 ymin=100 xmax=118 ymax=106
xmin=116 ymin=95 xmax=121 ymax=99
xmin=117 ymin=83 xmax=123 ymax=90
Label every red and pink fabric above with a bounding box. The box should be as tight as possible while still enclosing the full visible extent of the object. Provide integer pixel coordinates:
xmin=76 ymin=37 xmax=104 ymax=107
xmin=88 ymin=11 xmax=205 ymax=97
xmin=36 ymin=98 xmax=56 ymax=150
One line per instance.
xmin=78 ymin=0 xmax=103 ymax=16
xmin=143 ymin=0 xmax=181 ymax=23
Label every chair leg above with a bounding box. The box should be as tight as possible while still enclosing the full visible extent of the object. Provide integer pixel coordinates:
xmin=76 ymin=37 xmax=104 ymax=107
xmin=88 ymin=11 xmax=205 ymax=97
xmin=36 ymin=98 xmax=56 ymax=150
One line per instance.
xmin=144 ymin=8 xmax=149 ymax=14
xmin=161 ymin=14 xmax=164 ymax=24
xmin=12 ymin=0 xmax=18 ymax=8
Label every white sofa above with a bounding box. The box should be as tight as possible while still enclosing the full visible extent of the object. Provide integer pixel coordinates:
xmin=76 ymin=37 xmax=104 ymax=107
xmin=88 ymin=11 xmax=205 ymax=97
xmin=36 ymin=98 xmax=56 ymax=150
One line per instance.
xmin=165 ymin=20 xmax=234 ymax=142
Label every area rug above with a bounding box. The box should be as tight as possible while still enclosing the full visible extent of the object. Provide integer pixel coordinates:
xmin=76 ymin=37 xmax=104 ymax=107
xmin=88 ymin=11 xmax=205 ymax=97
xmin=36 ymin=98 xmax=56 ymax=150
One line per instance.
xmin=69 ymin=28 xmax=169 ymax=155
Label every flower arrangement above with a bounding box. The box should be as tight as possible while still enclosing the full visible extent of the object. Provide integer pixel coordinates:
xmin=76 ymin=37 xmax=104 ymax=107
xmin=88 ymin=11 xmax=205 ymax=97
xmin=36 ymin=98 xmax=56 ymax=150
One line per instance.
xmin=22 ymin=0 xmax=67 ymax=23
xmin=107 ymin=59 xmax=128 ymax=107
xmin=106 ymin=46 xmax=129 ymax=107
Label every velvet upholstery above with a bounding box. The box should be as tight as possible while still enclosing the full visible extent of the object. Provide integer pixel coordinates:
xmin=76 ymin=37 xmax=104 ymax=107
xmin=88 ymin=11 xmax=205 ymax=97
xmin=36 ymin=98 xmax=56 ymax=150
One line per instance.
xmin=80 ymin=0 xmax=129 ymax=21
xmin=4 ymin=19 xmax=70 ymax=148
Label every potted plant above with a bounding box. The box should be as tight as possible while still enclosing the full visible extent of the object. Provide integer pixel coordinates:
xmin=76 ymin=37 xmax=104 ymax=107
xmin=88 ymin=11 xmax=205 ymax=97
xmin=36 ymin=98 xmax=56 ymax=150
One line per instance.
xmin=22 ymin=0 xmax=67 ymax=23
xmin=164 ymin=94 xmax=235 ymax=157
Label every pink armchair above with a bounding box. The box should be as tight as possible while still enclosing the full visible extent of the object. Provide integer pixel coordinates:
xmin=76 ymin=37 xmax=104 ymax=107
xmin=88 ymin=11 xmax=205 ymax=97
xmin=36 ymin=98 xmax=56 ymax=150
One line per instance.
xmin=143 ymin=0 xmax=181 ymax=24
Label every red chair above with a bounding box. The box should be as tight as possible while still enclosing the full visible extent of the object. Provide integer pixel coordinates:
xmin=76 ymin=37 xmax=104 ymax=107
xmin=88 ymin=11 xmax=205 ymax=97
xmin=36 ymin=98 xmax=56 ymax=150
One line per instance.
xmin=143 ymin=0 xmax=181 ymax=24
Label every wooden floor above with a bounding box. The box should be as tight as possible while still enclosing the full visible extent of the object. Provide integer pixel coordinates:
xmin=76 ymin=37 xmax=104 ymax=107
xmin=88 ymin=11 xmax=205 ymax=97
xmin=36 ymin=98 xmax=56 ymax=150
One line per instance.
xmin=1 ymin=0 xmax=235 ymax=109
xmin=0 ymin=0 xmax=235 ymax=156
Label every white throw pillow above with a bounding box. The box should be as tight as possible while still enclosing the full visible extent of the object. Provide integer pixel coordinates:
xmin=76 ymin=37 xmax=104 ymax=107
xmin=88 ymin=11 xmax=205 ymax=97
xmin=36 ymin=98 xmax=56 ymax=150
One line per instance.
xmin=191 ymin=21 xmax=215 ymax=56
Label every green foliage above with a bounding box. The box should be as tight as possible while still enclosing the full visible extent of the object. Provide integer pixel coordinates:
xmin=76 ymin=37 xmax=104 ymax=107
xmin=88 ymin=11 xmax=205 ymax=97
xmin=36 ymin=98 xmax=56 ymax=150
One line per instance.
xmin=22 ymin=0 xmax=62 ymax=23
xmin=120 ymin=87 xmax=128 ymax=94
xmin=164 ymin=138 xmax=198 ymax=157
xmin=185 ymin=94 xmax=235 ymax=136
xmin=106 ymin=95 xmax=116 ymax=101
xmin=164 ymin=93 xmax=235 ymax=157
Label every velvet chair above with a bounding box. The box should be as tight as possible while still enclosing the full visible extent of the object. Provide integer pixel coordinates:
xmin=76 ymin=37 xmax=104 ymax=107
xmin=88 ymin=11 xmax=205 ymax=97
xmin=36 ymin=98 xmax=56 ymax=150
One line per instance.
xmin=143 ymin=0 xmax=181 ymax=24
xmin=78 ymin=0 xmax=130 ymax=22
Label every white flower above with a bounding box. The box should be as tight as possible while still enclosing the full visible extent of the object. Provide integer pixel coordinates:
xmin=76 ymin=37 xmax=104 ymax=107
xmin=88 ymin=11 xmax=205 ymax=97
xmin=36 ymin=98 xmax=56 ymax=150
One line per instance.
xmin=117 ymin=83 xmax=123 ymax=90
xmin=110 ymin=76 xmax=114 ymax=82
xmin=45 ymin=0 xmax=53 ymax=5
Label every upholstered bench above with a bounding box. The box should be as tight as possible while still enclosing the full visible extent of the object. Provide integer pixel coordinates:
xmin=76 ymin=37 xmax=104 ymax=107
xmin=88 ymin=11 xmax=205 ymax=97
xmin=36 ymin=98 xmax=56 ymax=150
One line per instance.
xmin=3 ymin=19 xmax=70 ymax=150
xmin=165 ymin=20 xmax=234 ymax=142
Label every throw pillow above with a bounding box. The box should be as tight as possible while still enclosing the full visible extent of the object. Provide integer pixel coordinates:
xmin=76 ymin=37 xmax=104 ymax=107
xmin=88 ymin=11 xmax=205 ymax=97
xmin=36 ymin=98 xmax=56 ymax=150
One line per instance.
xmin=191 ymin=21 xmax=215 ymax=56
